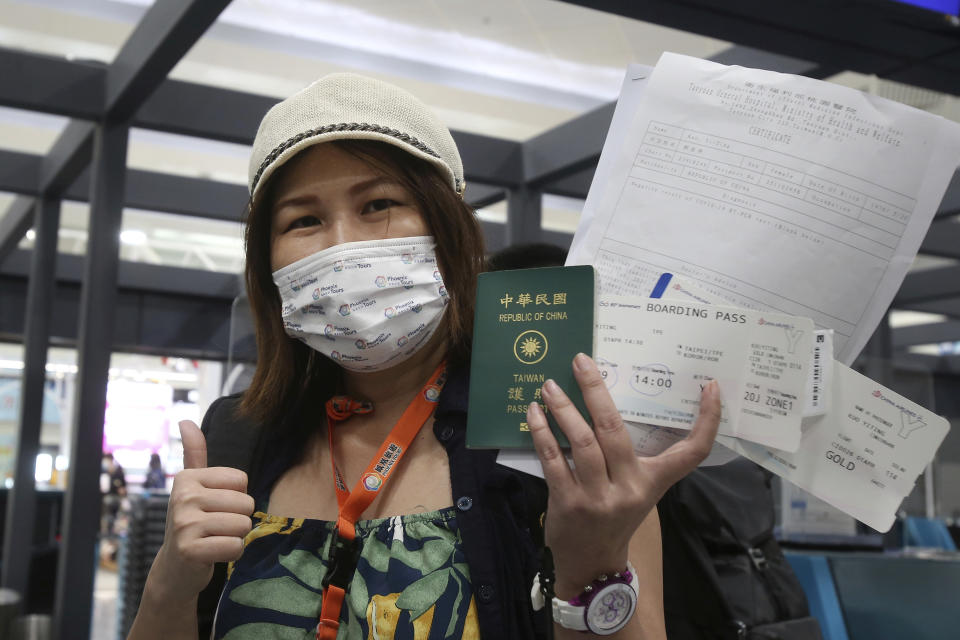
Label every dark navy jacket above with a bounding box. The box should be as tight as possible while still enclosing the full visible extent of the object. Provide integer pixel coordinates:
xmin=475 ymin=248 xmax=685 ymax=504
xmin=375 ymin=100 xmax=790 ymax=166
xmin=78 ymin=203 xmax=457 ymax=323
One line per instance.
xmin=196 ymin=366 xmax=551 ymax=639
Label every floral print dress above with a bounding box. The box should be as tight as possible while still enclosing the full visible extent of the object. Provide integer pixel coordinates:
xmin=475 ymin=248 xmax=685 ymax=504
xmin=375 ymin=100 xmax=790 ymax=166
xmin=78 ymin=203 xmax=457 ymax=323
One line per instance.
xmin=213 ymin=507 xmax=480 ymax=640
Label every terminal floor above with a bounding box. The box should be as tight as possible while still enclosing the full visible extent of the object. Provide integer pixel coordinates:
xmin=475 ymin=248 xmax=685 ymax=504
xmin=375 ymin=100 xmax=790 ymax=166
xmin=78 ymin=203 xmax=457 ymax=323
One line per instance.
xmin=92 ymin=567 xmax=118 ymax=640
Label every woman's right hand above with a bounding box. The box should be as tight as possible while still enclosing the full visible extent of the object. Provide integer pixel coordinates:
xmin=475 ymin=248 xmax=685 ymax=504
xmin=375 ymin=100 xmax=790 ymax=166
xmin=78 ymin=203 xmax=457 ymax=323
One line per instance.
xmin=149 ymin=420 xmax=255 ymax=604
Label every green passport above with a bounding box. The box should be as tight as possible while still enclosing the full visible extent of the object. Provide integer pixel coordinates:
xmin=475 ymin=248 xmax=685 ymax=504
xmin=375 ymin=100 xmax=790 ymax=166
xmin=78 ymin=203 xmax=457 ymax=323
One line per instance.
xmin=466 ymin=265 xmax=596 ymax=449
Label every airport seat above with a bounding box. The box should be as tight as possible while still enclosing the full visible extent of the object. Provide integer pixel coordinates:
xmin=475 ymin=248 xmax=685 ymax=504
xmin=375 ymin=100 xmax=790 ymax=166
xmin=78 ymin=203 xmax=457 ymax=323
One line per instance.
xmin=904 ymin=516 xmax=957 ymax=550
xmin=784 ymin=553 xmax=849 ymax=640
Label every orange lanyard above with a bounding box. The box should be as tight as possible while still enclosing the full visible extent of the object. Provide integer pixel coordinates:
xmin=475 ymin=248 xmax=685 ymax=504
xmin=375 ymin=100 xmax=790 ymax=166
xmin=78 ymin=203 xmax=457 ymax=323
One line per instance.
xmin=316 ymin=363 xmax=447 ymax=639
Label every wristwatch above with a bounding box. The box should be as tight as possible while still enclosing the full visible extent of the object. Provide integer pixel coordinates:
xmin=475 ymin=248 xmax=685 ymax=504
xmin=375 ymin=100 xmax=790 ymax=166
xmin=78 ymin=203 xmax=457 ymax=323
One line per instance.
xmin=532 ymin=562 xmax=639 ymax=635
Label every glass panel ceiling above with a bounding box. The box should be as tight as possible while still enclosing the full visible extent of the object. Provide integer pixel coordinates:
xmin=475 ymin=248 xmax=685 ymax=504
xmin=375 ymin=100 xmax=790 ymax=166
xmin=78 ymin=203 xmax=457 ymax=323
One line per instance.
xmin=0 ymin=193 xmax=245 ymax=274
xmin=0 ymin=105 xmax=69 ymax=155
xmin=6 ymin=0 xmax=960 ymax=148
xmin=5 ymin=0 xmax=733 ymax=141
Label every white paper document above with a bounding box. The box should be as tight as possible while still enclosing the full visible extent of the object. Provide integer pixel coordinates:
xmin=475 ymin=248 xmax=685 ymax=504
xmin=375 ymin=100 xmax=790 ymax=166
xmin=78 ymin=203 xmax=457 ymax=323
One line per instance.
xmin=718 ymin=363 xmax=950 ymax=532
xmin=596 ymin=296 xmax=813 ymax=452
xmin=568 ymin=53 xmax=960 ymax=365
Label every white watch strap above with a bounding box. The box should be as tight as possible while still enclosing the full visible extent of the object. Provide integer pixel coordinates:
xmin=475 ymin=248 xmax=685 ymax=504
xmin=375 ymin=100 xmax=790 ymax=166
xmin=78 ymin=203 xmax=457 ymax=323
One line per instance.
xmin=532 ymin=562 xmax=640 ymax=634
xmin=552 ymin=596 xmax=590 ymax=630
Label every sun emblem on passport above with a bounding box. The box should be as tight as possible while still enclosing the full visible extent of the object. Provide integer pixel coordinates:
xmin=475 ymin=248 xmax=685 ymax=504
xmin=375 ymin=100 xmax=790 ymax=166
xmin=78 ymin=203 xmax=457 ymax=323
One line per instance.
xmin=514 ymin=329 xmax=548 ymax=365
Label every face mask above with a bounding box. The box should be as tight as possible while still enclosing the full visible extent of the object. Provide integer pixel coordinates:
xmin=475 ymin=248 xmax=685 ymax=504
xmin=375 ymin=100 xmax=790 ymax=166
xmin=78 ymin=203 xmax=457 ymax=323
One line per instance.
xmin=273 ymin=236 xmax=448 ymax=372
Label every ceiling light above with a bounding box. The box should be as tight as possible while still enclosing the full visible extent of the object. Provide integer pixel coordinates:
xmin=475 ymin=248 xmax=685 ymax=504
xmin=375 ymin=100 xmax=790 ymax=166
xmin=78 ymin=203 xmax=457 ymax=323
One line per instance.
xmin=25 ymin=229 xmax=36 ymax=241
xmin=120 ymin=229 xmax=148 ymax=245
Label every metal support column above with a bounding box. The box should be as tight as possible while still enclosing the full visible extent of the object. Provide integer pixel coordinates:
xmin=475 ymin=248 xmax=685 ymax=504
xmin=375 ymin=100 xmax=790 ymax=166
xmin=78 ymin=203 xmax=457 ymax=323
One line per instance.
xmin=506 ymin=186 xmax=543 ymax=246
xmin=864 ymin=309 xmax=893 ymax=386
xmin=1 ymin=196 xmax=62 ymax=599
xmin=52 ymin=122 xmax=129 ymax=640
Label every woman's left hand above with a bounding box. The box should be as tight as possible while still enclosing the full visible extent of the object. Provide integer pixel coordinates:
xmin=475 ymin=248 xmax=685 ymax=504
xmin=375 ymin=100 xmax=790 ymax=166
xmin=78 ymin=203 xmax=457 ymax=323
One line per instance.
xmin=528 ymin=352 xmax=721 ymax=598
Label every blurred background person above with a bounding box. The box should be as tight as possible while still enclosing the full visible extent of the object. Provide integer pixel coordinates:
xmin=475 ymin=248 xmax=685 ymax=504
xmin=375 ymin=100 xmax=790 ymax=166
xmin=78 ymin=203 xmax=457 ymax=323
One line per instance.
xmin=142 ymin=453 xmax=167 ymax=491
xmin=101 ymin=452 xmax=127 ymax=537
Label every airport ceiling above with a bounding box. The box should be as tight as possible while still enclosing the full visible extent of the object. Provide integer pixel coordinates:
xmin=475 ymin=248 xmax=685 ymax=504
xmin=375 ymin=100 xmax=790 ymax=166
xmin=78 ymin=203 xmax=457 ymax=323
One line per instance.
xmin=0 ymin=0 xmax=958 ymax=369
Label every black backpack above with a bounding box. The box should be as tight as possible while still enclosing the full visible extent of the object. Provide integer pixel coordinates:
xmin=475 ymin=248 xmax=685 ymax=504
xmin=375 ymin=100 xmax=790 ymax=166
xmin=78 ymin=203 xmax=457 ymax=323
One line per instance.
xmin=659 ymin=459 xmax=824 ymax=640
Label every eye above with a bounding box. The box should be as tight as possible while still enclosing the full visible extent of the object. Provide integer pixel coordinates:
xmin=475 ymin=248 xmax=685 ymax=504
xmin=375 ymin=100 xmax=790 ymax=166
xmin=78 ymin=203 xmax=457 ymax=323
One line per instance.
xmin=362 ymin=198 xmax=399 ymax=214
xmin=286 ymin=215 xmax=322 ymax=231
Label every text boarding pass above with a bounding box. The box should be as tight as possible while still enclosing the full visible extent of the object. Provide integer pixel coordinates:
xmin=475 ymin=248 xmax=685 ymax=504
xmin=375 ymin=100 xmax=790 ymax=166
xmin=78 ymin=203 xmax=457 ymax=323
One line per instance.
xmin=718 ymin=363 xmax=950 ymax=532
xmin=596 ymin=296 xmax=813 ymax=452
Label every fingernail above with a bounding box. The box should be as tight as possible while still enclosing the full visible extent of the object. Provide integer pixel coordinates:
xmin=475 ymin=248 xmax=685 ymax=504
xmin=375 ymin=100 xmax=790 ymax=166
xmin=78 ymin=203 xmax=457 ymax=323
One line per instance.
xmin=543 ymin=379 xmax=559 ymax=396
xmin=707 ymin=380 xmax=719 ymax=397
xmin=573 ymin=352 xmax=592 ymax=372
xmin=527 ymin=401 xmax=543 ymax=420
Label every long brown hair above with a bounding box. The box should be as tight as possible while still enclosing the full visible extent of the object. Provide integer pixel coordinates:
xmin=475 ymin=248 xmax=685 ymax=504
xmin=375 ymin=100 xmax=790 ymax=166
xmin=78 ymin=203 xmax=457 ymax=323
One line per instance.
xmin=239 ymin=139 xmax=485 ymax=436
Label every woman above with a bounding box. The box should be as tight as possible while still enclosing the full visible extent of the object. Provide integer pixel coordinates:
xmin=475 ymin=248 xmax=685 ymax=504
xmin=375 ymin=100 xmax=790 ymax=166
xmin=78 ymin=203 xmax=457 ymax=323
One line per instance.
xmin=129 ymin=73 xmax=720 ymax=639
xmin=143 ymin=452 xmax=166 ymax=490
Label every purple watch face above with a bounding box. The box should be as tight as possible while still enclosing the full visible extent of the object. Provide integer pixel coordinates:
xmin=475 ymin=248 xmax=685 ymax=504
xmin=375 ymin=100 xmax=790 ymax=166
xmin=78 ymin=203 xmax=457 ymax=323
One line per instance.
xmin=585 ymin=582 xmax=638 ymax=634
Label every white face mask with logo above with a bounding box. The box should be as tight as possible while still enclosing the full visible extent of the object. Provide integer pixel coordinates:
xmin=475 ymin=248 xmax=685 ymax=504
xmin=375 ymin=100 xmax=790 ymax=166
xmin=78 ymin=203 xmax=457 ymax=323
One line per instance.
xmin=273 ymin=236 xmax=448 ymax=372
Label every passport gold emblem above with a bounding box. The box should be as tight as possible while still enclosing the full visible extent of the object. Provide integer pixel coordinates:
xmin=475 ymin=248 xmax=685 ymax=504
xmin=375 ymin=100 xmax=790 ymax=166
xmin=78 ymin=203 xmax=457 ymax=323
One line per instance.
xmin=514 ymin=330 xmax=548 ymax=365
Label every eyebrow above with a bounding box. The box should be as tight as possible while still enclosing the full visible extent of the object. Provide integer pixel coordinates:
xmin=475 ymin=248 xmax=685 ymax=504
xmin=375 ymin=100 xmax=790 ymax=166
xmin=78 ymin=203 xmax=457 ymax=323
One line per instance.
xmin=272 ymin=175 xmax=404 ymax=213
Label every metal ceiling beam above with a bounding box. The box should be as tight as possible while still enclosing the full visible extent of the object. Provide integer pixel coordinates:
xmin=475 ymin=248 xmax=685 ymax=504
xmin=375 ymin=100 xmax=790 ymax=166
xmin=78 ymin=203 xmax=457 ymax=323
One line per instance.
xmin=113 ymin=169 xmax=248 ymax=222
xmin=919 ymin=219 xmax=960 ymax=259
xmin=561 ymin=0 xmax=960 ymax=95
xmin=52 ymin=120 xmax=129 ymax=640
xmin=0 ymin=249 xmax=240 ymax=301
xmin=133 ymin=77 xmax=274 ymax=145
xmin=0 ymin=48 xmax=525 ymax=188
xmin=464 ymin=183 xmax=506 ymax=209
xmin=0 ymin=270 xmax=234 ymax=361
xmin=0 ymin=49 xmax=104 ymax=119
xmin=0 ymin=150 xmax=40 ymax=196
xmin=456 ymin=131 xmax=524 ymax=188
xmin=893 ymin=320 xmax=960 ymax=349
xmin=896 ymin=297 xmax=960 ymax=319
xmin=0 ymin=0 xmax=232 ymax=204
xmin=506 ymin=186 xmax=543 ymax=245
xmin=1 ymin=196 xmax=61 ymax=598
xmin=523 ymin=102 xmax=615 ymax=187
xmin=542 ymin=167 xmax=593 ymax=200
xmin=892 ymin=352 xmax=960 ymax=376
xmin=32 ymin=2 xmax=233 ymax=637
xmin=0 ymin=196 xmax=35 ymax=264
xmin=40 ymin=121 xmax=97 ymax=195
xmin=895 ymin=266 xmax=960 ymax=305
xmin=480 ymin=220 xmax=573 ymax=253
xmin=106 ymin=0 xmax=233 ymax=121
xmin=934 ymin=171 xmax=960 ymax=220
xmin=5 ymin=149 xmax=515 ymax=223
xmin=707 ymin=45 xmax=841 ymax=79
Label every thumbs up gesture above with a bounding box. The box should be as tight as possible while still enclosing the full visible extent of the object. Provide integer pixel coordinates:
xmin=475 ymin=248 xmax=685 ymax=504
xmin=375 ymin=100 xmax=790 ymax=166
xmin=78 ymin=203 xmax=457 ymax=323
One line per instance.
xmin=149 ymin=420 xmax=256 ymax=603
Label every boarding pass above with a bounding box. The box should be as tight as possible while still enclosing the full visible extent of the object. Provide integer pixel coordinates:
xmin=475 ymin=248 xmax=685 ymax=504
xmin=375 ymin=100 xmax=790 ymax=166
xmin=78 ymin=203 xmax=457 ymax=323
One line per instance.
xmin=654 ymin=272 xmax=834 ymax=417
xmin=718 ymin=363 xmax=950 ymax=532
xmin=596 ymin=296 xmax=813 ymax=452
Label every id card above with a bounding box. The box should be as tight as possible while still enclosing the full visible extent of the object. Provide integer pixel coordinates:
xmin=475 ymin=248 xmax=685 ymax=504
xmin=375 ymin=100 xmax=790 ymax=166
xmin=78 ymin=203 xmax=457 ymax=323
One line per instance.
xmin=597 ymin=296 xmax=813 ymax=452
xmin=718 ymin=363 xmax=950 ymax=532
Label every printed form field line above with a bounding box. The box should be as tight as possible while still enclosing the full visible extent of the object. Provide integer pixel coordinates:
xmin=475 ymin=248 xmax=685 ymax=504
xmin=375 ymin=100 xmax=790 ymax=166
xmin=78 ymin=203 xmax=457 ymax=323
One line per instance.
xmin=645 ymin=120 xmax=917 ymax=203
xmin=636 ymin=142 xmax=910 ymax=236
xmin=636 ymin=131 xmax=909 ymax=249
xmin=628 ymin=172 xmax=897 ymax=258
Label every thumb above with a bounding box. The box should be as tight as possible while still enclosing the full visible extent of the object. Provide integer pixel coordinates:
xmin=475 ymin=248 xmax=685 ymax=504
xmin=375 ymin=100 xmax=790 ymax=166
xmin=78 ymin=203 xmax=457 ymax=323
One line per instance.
xmin=180 ymin=420 xmax=208 ymax=469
